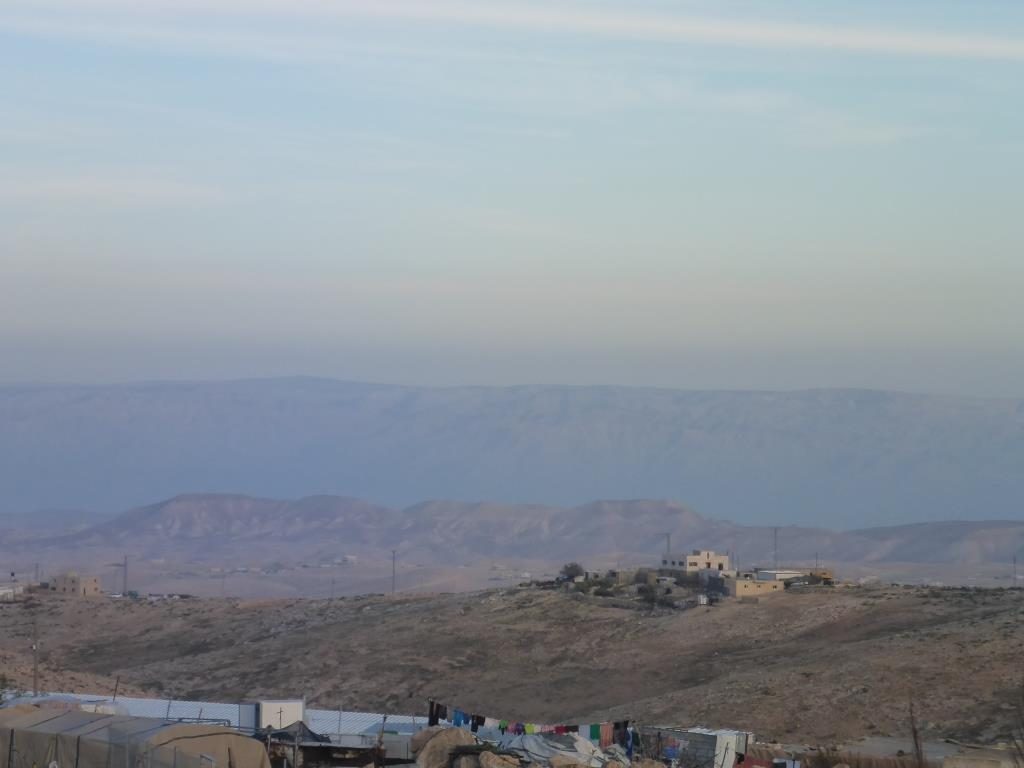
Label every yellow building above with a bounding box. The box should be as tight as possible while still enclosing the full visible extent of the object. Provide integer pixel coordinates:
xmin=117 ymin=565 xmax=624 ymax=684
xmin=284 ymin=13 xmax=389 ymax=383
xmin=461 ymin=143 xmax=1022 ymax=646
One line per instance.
xmin=50 ymin=572 xmax=102 ymax=597
xmin=724 ymin=574 xmax=784 ymax=598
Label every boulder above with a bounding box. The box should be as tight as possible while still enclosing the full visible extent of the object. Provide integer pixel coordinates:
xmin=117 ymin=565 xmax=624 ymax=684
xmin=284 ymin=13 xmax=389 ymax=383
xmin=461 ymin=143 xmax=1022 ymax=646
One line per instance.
xmin=416 ymin=728 xmax=477 ymax=768
xmin=454 ymin=755 xmax=481 ymax=768
xmin=412 ymin=727 xmax=449 ymax=755
xmin=480 ymin=753 xmax=520 ymax=768
xmin=549 ymin=756 xmax=586 ymax=768
xmin=633 ymin=760 xmax=663 ymax=768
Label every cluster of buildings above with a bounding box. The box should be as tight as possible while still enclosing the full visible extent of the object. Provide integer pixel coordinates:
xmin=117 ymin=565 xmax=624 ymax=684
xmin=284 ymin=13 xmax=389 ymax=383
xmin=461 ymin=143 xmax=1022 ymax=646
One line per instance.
xmin=659 ymin=549 xmax=835 ymax=599
xmin=564 ymin=548 xmax=835 ymax=605
xmin=0 ymin=571 xmax=103 ymax=601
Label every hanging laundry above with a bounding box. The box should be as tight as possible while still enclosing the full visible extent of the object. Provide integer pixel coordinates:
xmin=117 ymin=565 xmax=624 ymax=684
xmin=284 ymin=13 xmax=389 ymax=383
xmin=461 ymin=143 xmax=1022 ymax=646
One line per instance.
xmin=525 ymin=724 xmax=536 ymax=735
xmin=428 ymin=701 xmax=439 ymax=727
xmin=453 ymin=710 xmax=467 ymax=728
xmin=599 ymin=723 xmax=614 ymax=749
xmin=590 ymin=724 xmax=601 ymax=742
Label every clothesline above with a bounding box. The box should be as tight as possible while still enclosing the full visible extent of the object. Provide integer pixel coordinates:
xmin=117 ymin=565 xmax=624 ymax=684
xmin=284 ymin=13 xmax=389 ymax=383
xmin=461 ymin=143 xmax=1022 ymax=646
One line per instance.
xmin=426 ymin=699 xmax=636 ymax=752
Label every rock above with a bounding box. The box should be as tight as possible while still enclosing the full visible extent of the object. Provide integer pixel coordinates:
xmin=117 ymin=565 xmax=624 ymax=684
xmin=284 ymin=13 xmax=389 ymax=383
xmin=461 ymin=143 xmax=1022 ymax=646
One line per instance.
xmin=454 ymin=755 xmax=481 ymax=768
xmin=549 ymin=757 xmax=586 ymax=768
xmin=416 ymin=728 xmax=477 ymax=768
xmin=633 ymin=760 xmax=664 ymax=768
xmin=606 ymin=761 xmax=627 ymax=768
xmin=480 ymin=753 xmax=519 ymax=768
xmin=412 ymin=727 xmax=448 ymax=755
xmin=832 ymin=763 xmax=851 ymax=768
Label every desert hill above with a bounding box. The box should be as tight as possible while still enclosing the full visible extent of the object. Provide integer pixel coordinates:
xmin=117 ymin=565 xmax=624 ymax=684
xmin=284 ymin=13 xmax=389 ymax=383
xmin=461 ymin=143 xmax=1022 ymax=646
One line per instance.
xmin=2 ymin=379 xmax=1023 ymax=528
xmin=12 ymin=494 xmax=1024 ymax=572
xmin=6 ymin=493 xmax=1022 ymax=598
xmin=1 ymin=585 xmax=1021 ymax=745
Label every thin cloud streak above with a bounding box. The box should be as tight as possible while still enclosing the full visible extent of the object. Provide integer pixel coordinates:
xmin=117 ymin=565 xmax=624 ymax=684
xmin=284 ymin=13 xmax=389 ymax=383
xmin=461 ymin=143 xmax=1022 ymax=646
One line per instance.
xmin=10 ymin=0 xmax=1024 ymax=62
xmin=340 ymin=2 xmax=1024 ymax=62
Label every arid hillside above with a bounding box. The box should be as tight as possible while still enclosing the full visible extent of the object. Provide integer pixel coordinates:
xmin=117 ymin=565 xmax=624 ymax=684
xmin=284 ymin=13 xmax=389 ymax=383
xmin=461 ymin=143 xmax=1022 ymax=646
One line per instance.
xmin=6 ymin=494 xmax=1024 ymax=585
xmin=1 ymin=585 xmax=1021 ymax=746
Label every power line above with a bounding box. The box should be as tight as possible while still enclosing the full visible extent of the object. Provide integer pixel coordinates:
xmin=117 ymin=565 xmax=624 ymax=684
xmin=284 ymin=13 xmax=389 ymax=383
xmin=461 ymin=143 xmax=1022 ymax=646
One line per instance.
xmin=391 ymin=550 xmax=397 ymax=596
xmin=31 ymin=612 xmax=40 ymax=697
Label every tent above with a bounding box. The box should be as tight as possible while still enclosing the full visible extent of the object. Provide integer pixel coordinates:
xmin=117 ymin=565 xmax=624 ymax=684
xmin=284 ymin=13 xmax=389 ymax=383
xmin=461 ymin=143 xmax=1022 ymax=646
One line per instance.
xmin=0 ymin=706 xmax=271 ymax=768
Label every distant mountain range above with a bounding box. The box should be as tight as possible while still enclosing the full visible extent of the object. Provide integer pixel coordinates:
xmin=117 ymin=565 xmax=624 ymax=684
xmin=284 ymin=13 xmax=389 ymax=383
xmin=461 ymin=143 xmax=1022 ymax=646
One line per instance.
xmin=16 ymin=493 xmax=1024 ymax=568
xmin=1 ymin=378 xmax=1023 ymax=528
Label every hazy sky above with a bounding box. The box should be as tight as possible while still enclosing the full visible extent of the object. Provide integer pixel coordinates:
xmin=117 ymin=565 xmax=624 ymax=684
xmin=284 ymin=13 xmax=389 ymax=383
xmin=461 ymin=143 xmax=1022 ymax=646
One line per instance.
xmin=3 ymin=0 xmax=1023 ymax=395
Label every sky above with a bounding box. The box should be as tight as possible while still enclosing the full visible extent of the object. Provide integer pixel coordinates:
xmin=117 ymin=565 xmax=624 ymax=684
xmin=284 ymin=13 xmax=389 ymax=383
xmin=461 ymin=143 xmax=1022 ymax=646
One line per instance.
xmin=2 ymin=0 xmax=1023 ymax=396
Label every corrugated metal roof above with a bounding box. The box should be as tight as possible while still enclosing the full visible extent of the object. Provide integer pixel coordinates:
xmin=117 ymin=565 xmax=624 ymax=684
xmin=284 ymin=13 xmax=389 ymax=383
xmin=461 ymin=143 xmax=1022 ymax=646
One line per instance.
xmin=36 ymin=692 xmax=425 ymax=736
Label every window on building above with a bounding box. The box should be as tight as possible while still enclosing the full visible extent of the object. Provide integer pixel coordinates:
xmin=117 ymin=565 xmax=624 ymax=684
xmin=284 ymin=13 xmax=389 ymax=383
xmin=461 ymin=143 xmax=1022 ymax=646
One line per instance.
xmin=718 ymin=563 xmax=724 ymax=570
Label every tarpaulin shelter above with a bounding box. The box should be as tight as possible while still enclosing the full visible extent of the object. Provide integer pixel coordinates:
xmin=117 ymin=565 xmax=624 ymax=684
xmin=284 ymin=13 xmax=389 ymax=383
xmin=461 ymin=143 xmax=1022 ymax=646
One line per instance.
xmin=497 ymin=734 xmax=606 ymax=768
xmin=0 ymin=706 xmax=271 ymax=768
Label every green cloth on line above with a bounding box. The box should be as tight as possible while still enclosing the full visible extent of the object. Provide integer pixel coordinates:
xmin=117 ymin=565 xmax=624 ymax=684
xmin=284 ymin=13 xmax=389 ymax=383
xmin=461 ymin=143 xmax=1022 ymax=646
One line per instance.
xmin=590 ymin=724 xmax=601 ymax=740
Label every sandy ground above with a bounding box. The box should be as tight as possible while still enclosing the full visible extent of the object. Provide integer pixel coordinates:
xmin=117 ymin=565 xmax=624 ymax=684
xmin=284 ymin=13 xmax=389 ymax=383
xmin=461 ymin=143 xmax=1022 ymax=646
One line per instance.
xmin=0 ymin=585 xmax=1021 ymax=747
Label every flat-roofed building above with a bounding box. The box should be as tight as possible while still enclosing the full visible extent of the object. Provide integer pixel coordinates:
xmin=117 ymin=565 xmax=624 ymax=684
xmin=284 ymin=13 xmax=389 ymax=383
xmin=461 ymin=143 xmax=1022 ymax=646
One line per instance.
xmin=661 ymin=549 xmax=731 ymax=573
xmin=723 ymin=572 xmax=784 ymax=598
xmin=50 ymin=571 xmax=101 ymax=597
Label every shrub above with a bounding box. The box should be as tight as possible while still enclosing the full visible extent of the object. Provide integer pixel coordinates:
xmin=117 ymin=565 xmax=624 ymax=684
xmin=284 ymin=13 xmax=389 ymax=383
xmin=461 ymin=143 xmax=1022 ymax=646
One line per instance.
xmin=560 ymin=562 xmax=584 ymax=580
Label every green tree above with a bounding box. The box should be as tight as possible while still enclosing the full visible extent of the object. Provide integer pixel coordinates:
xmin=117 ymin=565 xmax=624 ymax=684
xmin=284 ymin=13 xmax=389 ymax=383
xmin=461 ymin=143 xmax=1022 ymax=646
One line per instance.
xmin=560 ymin=562 xmax=585 ymax=580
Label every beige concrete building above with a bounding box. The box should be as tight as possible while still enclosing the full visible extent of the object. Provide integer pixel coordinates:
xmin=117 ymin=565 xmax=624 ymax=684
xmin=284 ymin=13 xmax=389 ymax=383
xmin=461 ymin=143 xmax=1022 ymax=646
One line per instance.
xmin=50 ymin=572 xmax=101 ymax=597
xmin=724 ymin=573 xmax=784 ymax=597
xmin=661 ymin=549 xmax=731 ymax=574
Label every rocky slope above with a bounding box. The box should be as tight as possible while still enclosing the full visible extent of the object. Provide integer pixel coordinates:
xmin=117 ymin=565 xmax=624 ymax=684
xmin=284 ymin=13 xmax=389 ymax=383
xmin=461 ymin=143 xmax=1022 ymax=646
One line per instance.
xmin=1 ymin=586 xmax=1020 ymax=745
xmin=15 ymin=494 xmax=1024 ymax=569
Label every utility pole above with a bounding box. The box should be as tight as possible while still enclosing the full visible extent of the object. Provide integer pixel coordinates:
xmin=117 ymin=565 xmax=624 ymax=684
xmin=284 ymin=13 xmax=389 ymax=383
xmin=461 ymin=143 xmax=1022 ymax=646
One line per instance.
xmin=773 ymin=528 xmax=779 ymax=570
xmin=391 ymin=550 xmax=397 ymax=596
xmin=31 ymin=612 xmax=39 ymax=696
